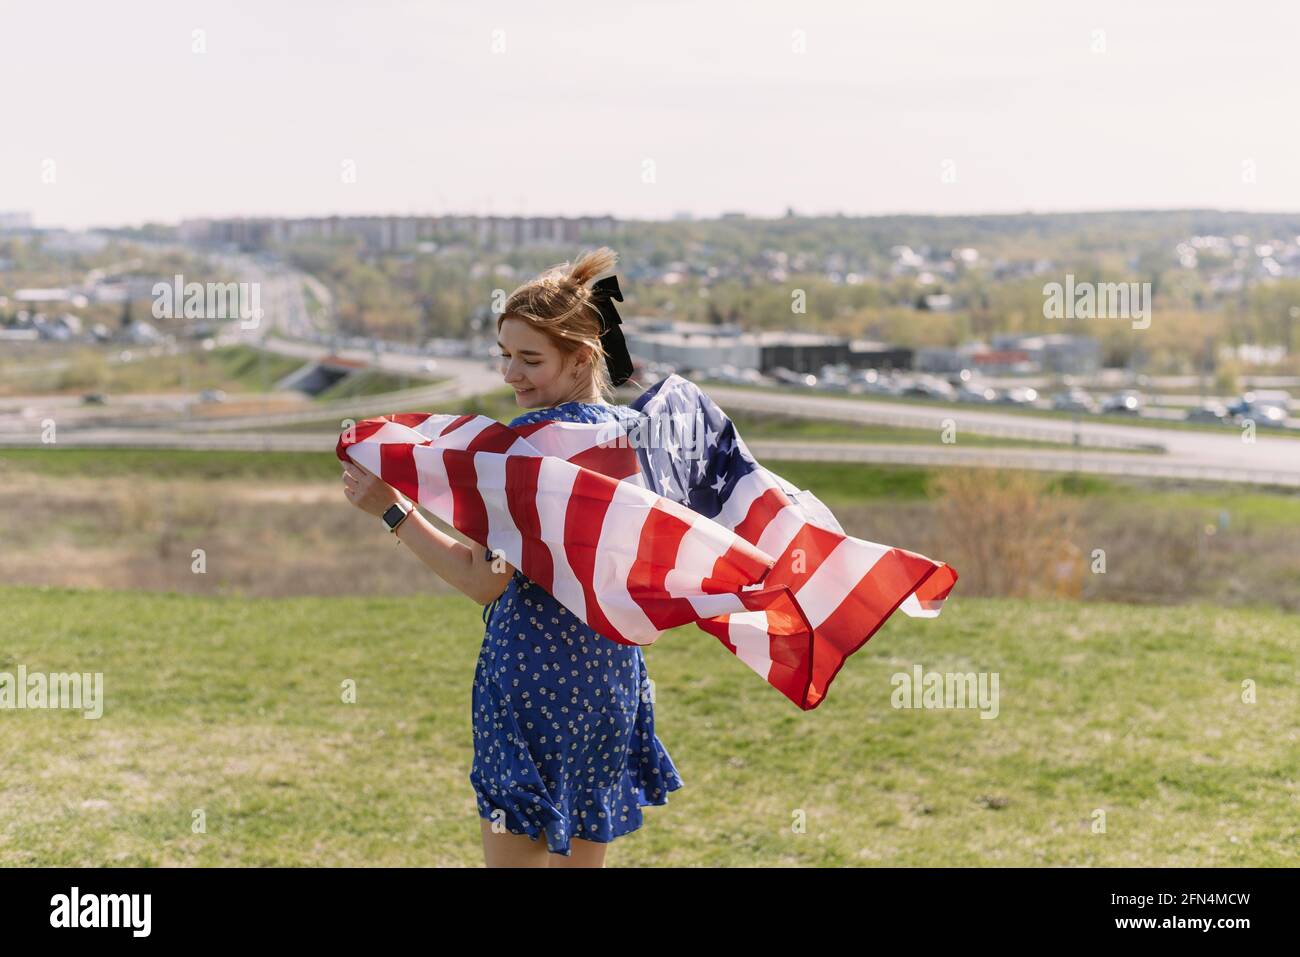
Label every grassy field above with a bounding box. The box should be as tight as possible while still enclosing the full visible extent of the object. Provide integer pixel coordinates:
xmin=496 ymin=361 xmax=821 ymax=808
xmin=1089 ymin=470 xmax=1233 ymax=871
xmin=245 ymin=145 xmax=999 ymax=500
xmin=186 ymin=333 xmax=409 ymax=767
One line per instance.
xmin=0 ymin=447 xmax=341 ymax=482
xmin=313 ymin=369 xmax=443 ymax=402
xmin=4 ymin=446 xmax=1300 ymax=526
xmin=0 ymin=586 xmax=1292 ymax=867
xmin=40 ymin=345 xmax=307 ymax=396
xmin=1 ymin=447 xmax=1297 ymax=611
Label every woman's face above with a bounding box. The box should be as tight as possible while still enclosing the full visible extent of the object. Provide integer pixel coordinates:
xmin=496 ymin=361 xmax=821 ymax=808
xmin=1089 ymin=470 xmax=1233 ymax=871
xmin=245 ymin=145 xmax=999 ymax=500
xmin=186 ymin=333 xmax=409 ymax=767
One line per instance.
xmin=497 ymin=316 xmax=590 ymax=408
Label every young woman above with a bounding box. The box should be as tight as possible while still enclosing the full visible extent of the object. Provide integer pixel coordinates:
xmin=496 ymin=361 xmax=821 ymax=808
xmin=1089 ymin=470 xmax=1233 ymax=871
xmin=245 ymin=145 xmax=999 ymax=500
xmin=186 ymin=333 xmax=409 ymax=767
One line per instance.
xmin=341 ymin=247 xmax=684 ymax=868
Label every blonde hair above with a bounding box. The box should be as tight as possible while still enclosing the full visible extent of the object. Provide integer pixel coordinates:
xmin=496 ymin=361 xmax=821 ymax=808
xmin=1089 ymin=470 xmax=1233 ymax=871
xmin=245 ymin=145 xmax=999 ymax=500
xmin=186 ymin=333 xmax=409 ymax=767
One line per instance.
xmin=497 ymin=246 xmax=628 ymax=402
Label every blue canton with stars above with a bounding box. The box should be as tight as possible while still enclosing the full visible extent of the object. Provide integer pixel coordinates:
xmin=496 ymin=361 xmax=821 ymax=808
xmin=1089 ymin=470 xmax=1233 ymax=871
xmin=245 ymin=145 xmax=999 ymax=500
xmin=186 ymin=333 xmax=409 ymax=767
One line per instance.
xmin=628 ymin=375 xmax=760 ymax=519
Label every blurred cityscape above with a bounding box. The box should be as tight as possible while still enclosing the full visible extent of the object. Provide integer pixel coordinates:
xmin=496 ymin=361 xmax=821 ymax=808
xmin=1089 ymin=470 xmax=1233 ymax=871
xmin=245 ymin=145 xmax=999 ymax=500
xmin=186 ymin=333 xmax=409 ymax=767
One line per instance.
xmin=3 ymin=208 xmax=1297 ymax=441
xmin=4 ymin=207 xmax=1299 ymax=612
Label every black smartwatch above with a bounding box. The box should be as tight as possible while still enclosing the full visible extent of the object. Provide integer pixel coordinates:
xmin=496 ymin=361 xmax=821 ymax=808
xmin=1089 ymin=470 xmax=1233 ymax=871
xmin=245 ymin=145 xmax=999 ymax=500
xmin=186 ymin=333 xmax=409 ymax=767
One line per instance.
xmin=381 ymin=502 xmax=413 ymax=534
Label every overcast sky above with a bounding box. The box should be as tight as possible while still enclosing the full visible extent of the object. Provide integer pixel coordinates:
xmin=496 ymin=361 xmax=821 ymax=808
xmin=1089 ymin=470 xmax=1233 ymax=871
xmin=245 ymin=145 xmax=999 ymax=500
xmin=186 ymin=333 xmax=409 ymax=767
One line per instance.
xmin=5 ymin=0 xmax=1300 ymax=229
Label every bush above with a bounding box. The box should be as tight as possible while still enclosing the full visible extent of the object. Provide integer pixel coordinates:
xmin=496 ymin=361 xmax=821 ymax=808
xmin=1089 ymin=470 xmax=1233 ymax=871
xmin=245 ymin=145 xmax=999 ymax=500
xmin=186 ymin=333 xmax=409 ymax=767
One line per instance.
xmin=56 ymin=349 xmax=108 ymax=391
xmin=931 ymin=468 xmax=1083 ymax=599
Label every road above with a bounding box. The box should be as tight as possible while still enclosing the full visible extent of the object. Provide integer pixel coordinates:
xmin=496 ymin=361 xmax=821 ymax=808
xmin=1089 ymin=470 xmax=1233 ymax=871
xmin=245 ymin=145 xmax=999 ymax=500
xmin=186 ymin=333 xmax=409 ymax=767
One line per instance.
xmin=4 ymin=427 xmax=1297 ymax=487
xmin=256 ymin=335 xmax=504 ymax=394
xmin=703 ymin=385 xmax=1300 ymax=487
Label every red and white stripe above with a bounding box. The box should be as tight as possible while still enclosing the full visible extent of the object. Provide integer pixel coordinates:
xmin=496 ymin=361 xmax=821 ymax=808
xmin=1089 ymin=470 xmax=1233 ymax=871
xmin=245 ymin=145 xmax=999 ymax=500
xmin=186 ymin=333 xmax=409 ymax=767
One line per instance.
xmin=338 ymin=411 xmax=957 ymax=710
xmin=340 ymin=413 xmax=779 ymax=648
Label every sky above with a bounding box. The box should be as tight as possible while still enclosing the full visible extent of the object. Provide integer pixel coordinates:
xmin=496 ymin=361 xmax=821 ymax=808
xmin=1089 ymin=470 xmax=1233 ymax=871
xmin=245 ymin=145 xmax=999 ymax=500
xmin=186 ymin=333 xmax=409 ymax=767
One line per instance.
xmin=4 ymin=0 xmax=1300 ymax=229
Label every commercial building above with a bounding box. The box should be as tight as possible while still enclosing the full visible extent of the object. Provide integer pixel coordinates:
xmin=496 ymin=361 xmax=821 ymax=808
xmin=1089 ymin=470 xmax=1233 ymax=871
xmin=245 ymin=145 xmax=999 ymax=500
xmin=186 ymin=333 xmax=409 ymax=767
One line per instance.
xmin=622 ymin=322 xmax=912 ymax=375
xmin=178 ymin=214 xmax=620 ymax=253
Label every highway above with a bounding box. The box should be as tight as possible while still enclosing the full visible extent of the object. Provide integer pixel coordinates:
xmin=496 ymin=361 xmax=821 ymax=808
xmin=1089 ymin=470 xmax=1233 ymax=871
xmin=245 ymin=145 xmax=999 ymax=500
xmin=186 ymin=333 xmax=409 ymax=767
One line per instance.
xmin=704 ymin=385 xmax=1300 ymax=487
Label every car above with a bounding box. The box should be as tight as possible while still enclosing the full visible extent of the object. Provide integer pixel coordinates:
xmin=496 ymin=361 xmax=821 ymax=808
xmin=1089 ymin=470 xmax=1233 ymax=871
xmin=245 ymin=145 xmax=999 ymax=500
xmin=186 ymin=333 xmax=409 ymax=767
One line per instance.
xmin=711 ymin=363 xmax=762 ymax=385
xmin=998 ymin=386 xmax=1040 ymax=406
xmin=420 ymin=359 xmax=439 ymax=373
xmin=771 ymin=367 xmax=817 ymax=388
xmin=957 ymin=384 xmax=998 ymax=403
xmin=853 ymin=369 xmax=905 ymax=395
xmin=1242 ymin=390 xmax=1292 ymax=413
xmin=198 ymin=389 xmax=227 ymax=404
xmin=1184 ymin=403 xmax=1230 ymax=424
xmin=1235 ymin=403 xmax=1288 ymax=428
xmin=1101 ymin=390 xmax=1143 ymax=414
xmin=904 ymin=376 xmax=957 ymax=400
xmin=81 ymin=392 xmax=107 ymax=405
xmin=1050 ymin=389 xmax=1099 ymax=413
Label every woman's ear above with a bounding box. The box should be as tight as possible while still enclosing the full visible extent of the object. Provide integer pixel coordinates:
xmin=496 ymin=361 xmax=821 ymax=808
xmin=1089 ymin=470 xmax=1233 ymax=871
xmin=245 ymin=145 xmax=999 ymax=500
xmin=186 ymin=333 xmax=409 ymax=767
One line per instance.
xmin=570 ymin=346 xmax=592 ymax=374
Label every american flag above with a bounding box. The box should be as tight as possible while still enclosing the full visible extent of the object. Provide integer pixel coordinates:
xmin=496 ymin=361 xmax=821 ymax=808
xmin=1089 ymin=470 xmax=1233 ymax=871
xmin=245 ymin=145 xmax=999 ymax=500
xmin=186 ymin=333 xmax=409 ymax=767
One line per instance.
xmin=336 ymin=374 xmax=956 ymax=710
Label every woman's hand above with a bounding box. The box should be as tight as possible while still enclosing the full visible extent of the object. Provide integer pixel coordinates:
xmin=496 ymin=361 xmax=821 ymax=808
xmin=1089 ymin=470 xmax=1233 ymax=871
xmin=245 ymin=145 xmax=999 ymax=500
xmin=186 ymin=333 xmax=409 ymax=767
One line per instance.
xmin=342 ymin=459 xmax=513 ymax=605
xmin=341 ymin=462 xmax=405 ymax=518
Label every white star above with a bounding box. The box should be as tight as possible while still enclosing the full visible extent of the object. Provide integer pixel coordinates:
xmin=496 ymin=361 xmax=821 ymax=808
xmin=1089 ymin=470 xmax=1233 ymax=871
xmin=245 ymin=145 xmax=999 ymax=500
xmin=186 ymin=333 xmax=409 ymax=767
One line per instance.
xmin=705 ymin=425 xmax=719 ymax=448
xmin=711 ymin=473 xmax=726 ymax=493
xmin=661 ymin=417 xmax=679 ymax=453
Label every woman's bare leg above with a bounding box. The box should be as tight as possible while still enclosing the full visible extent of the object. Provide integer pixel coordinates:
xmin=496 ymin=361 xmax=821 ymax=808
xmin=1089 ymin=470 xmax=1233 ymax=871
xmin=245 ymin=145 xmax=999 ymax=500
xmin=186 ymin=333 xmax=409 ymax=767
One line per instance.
xmin=479 ymin=817 xmax=551 ymax=868
xmin=548 ymin=836 xmax=608 ymax=868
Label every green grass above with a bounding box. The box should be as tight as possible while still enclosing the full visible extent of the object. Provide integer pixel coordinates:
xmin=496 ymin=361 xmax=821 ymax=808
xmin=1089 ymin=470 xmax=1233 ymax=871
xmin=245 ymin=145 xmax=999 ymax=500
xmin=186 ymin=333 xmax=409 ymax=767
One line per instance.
xmin=3 ymin=344 xmax=343 ymax=397
xmin=0 ymin=447 xmax=341 ymax=482
xmin=313 ymin=369 xmax=443 ymax=402
xmin=0 ymin=586 xmax=1293 ymax=866
xmin=5 ymin=446 xmax=1300 ymax=527
xmin=202 ymin=346 xmax=306 ymax=391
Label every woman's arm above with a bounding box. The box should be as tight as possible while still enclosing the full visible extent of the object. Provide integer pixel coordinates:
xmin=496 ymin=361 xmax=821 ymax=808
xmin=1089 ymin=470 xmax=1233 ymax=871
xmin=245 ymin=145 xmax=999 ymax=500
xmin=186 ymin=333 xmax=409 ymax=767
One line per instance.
xmin=342 ymin=462 xmax=514 ymax=605
xmin=393 ymin=510 xmax=513 ymax=606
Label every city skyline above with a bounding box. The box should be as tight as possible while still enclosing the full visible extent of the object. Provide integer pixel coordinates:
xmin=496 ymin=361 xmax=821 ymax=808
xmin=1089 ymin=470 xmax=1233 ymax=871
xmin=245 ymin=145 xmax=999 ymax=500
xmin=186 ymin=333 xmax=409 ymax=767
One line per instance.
xmin=5 ymin=0 xmax=1300 ymax=230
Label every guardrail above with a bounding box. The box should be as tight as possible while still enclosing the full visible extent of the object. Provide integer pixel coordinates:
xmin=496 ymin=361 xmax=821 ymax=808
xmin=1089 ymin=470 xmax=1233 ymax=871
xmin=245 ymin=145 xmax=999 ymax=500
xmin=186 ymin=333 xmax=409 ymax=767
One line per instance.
xmin=745 ymin=441 xmax=1300 ymax=487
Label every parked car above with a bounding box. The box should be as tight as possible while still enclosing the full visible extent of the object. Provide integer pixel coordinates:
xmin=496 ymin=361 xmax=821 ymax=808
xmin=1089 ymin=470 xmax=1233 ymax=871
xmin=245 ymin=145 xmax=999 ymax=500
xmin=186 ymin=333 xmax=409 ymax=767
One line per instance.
xmin=771 ymin=367 xmax=817 ymax=388
xmin=854 ymin=369 xmax=906 ymax=396
xmin=713 ymin=363 xmax=766 ymax=385
xmin=1101 ymin=390 xmax=1143 ymax=414
xmin=957 ymin=383 xmax=998 ymax=403
xmin=1242 ymin=389 xmax=1292 ymax=413
xmin=81 ymin=392 xmax=107 ymax=405
xmin=1050 ymin=389 xmax=1099 ymax=413
xmin=1184 ymin=402 xmax=1230 ymax=424
xmin=198 ymin=389 xmax=227 ymax=404
xmin=998 ymin=386 xmax=1040 ymax=406
xmin=813 ymin=366 xmax=850 ymax=391
xmin=904 ymin=376 xmax=957 ymax=401
xmin=1233 ymin=403 xmax=1288 ymax=428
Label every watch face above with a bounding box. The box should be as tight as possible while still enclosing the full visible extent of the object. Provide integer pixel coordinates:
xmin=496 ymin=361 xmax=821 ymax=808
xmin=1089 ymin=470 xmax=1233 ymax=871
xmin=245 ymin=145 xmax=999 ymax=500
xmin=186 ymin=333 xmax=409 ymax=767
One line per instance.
xmin=383 ymin=504 xmax=405 ymax=527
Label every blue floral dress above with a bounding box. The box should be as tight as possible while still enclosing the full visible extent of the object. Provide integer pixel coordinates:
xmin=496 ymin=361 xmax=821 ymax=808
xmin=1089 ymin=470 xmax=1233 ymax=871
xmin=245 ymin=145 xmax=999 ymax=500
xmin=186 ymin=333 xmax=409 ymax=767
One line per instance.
xmin=470 ymin=400 xmax=685 ymax=856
